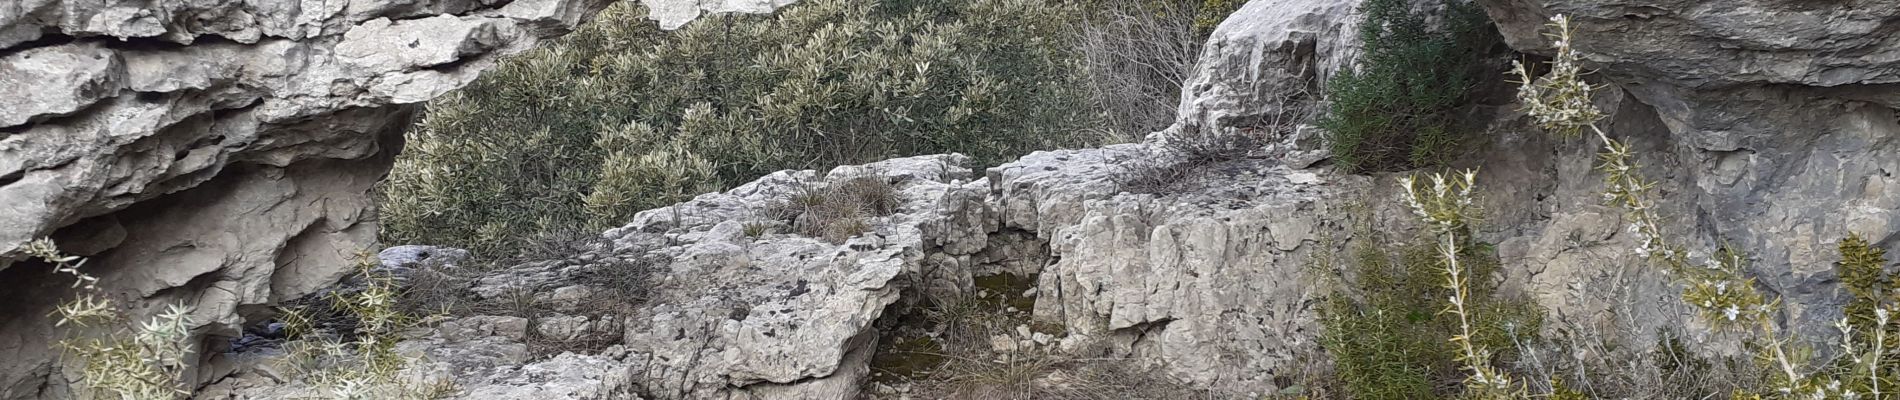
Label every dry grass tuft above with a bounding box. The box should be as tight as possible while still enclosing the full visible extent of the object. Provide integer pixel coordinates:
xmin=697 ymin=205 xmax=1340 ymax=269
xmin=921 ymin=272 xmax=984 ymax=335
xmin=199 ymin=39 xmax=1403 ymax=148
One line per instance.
xmin=771 ymin=174 xmax=900 ymax=244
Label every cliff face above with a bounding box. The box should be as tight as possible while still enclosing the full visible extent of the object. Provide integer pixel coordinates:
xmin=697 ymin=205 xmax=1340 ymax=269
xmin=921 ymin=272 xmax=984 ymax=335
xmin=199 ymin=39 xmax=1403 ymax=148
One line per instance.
xmin=1017 ymin=0 xmax=1900 ymax=392
xmin=1007 ymin=0 xmax=1900 ymax=392
xmin=7 ymin=0 xmax=1900 ymax=397
xmin=1476 ymin=0 xmax=1900 ymax=340
xmin=0 ymin=0 xmax=799 ymax=397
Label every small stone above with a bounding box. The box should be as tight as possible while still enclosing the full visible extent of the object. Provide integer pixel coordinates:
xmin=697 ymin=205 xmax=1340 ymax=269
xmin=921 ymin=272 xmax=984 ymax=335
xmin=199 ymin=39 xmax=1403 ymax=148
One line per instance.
xmin=379 ymin=245 xmax=471 ymax=270
xmin=1285 ymin=172 xmax=1321 ymax=185
xmin=990 ymin=335 xmax=1019 ymax=353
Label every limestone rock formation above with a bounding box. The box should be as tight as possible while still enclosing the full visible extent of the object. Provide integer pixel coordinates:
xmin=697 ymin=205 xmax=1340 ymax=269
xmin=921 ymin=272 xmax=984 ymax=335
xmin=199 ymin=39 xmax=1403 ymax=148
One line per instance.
xmin=600 ymin=154 xmax=990 ymax=399
xmin=1475 ymin=0 xmax=1900 ymax=340
xmin=976 ymin=0 xmax=1900 ymax=393
xmin=0 ymin=0 xmax=802 ymax=397
xmin=201 ymin=155 xmax=991 ymax=399
xmin=11 ymin=0 xmax=1900 ymax=397
xmin=1172 ymin=0 xmax=1360 ymax=137
xmin=992 ymin=143 xmax=1369 ymax=392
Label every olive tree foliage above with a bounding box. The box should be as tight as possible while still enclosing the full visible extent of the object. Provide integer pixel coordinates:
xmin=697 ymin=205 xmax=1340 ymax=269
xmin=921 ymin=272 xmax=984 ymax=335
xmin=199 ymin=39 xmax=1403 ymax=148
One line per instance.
xmin=381 ymin=0 xmax=1104 ymax=255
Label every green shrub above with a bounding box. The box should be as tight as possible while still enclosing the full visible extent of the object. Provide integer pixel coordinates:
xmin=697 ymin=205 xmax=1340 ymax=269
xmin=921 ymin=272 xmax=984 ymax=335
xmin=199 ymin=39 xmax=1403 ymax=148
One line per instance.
xmin=1319 ymin=0 xmax=1493 ymax=173
xmin=1319 ymin=209 xmax=1542 ymax=399
xmin=382 ymin=0 xmax=1104 ymax=256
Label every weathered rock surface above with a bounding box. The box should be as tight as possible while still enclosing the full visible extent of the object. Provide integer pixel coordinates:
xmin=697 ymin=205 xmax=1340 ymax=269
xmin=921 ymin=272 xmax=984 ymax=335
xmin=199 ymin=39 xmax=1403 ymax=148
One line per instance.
xmin=12 ymin=0 xmax=1900 ymax=397
xmin=966 ymin=0 xmax=1900 ymax=393
xmin=992 ymin=142 xmax=1368 ymax=393
xmin=600 ymin=155 xmax=989 ymax=399
xmin=201 ymin=155 xmax=991 ymax=399
xmin=1476 ymin=0 xmax=1900 ymax=340
xmin=1172 ymin=0 xmax=1359 ymax=137
xmin=0 ymin=0 xmax=802 ymax=398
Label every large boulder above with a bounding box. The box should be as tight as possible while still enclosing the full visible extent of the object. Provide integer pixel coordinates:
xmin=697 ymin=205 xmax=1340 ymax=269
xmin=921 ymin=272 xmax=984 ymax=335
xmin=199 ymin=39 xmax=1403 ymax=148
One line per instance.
xmin=1171 ymin=0 xmax=1361 ymax=137
xmin=599 ymin=154 xmax=990 ymax=399
xmin=198 ymin=155 xmax=992 ymax=399
xmin=0 ymin=0 xmax=802 ymax=397
xmin=990 ymin=142 xmax=1371 ymax=393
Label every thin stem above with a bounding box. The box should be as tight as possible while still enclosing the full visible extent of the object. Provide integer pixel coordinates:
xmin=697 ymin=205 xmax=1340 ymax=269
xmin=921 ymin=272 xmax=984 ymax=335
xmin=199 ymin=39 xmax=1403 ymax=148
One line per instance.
xmin=1442 ymin=228 xmax=1489 ymax=383
xmin=1876 ymin=313 xmax=1886 ymax=399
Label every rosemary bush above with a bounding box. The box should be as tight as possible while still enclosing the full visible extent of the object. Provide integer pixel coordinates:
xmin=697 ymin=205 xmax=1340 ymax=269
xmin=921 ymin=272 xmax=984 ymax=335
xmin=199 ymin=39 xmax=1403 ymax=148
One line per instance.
xmin=1371 ymin=14 xmax=1900 ymax=399
xmin=1319 ymin=0 xmax=1493 ymax=173
xmin=27 ymin=239 xmax=197 ymax=400
xmin=1319 ymin=215 xmax=1542 ymax=400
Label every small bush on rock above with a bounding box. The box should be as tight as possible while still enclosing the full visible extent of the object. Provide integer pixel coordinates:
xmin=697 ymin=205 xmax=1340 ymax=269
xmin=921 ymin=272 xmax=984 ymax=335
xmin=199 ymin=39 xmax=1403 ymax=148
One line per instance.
xmin=1320 ymin=0 xmax=1493 ymax=173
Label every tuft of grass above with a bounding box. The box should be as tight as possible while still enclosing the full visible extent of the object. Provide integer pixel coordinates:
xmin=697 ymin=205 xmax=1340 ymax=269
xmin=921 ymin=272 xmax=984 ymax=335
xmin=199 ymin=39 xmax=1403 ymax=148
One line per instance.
xmin=774 ymin=174 xmax=900 ymax=244
xmin=742 ymin=221 xmax=774 ymax=238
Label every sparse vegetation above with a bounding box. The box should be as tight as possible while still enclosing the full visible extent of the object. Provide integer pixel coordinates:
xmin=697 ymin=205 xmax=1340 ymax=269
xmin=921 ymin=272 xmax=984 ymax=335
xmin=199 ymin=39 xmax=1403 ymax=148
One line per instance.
xmin=1320 ymin=0 xmax=1494 ymax=173
xmin=869 ymin=273 xmax=1205 ymax=400
xmin=278 ymin=255 xmax=455 ymax=399
xmin=1321 ymin=14 xmax=1900 ymax=399
xmin=1078 ymin=0 xmax=1238 ymax=138
xmin=28 ymin=239 xmax=197 ymax=400
xmin=1118 ymin=156 xmax=1200 ymax=194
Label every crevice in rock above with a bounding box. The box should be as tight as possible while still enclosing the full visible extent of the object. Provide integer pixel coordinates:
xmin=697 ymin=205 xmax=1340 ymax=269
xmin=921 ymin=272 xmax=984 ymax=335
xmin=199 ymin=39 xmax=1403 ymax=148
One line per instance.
xmin=0 ymin=31 xmax=76 ymax=58
xmin=0 ymin=171 xmax=22 ymax=188
xmin=95 ymin=34 xmax=223 ymax=52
